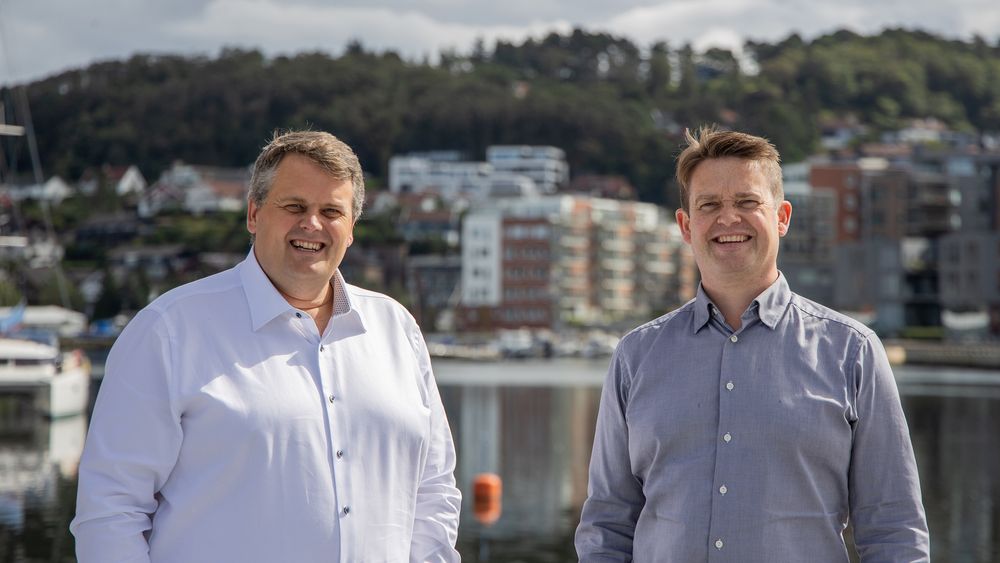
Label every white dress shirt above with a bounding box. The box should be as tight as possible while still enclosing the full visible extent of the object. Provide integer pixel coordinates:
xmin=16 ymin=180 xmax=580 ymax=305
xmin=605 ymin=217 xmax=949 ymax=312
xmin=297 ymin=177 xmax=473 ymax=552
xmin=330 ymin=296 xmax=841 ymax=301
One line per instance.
xmin=71 ymin=251 xmax=461 ymax=563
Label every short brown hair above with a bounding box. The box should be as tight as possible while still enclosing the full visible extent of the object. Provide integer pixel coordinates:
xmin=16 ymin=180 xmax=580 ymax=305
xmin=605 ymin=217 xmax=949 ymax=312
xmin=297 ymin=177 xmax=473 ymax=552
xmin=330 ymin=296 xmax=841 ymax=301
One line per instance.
xmin=675 ymin=126 xmax=782 ymax=212
xmin=248 ymin=130 xmax=365 ymax=220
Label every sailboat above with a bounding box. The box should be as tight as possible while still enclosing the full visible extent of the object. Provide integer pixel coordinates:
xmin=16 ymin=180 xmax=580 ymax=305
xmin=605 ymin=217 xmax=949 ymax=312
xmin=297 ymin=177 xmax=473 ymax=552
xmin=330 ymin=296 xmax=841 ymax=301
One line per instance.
xmin=0 ymin=83 xmax=91 ymax=418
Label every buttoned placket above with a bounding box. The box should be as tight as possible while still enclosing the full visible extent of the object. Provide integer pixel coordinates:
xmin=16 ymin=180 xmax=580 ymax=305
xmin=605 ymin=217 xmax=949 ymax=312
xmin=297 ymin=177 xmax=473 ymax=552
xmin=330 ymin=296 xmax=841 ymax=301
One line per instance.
xmin=317 ymin=332 xmax=352 ymax=529
xmin=707 ymin=319 xmax=741 ymax=560
xmin=295 ymin=308 xmax=352 ymax=532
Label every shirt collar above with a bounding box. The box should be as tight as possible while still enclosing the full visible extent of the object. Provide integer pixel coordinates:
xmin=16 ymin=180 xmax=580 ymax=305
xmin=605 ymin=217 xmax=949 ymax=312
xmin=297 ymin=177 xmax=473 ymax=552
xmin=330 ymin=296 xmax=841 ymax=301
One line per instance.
xmin=691 ymin=273 xmax=791 ymax=333
xmin=692 ymin=284 xmax=715 ymax=333
xmin=753 ymin=273 xmax=792 ymax=329
xmin=238 ymin=248 xmax=358 ymax=332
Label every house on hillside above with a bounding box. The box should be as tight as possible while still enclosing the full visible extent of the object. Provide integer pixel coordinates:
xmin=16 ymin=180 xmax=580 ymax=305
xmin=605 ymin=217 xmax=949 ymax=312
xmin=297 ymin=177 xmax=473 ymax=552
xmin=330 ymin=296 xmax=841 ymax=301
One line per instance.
xmin=141 ymin=162 xmax=249 ymax=217
xmin=110 ymin=165 xmax=147 ymax=196
xmin=77 ymin=165 xmax=148 ymax=198
xmin=2 ymin=177 xmax=74 ymax=204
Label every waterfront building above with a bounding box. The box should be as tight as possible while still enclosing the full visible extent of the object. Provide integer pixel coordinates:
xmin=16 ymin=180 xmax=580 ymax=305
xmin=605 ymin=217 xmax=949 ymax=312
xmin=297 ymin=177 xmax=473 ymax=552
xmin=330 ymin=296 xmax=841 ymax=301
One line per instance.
xmin=779 ymin=164 xmax=836 ymax=307
xmin=811 ymin=144 xmax=1000 ymax=337
xmin=458 ymin=195 xmax=688 ymax=331
xmin=406 ymin=254 xmax=462 ymax=332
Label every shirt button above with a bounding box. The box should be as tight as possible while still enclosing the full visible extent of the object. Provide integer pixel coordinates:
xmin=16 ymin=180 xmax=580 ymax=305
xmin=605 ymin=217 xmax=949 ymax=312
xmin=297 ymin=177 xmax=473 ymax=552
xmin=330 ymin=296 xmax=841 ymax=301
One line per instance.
xmin=719 ymin=485 xmax=728 ymax=495
xmin=729 ymin=334 xmax=738 ymax=343
xmin=336 ymin=449 xmax=344 ymax=459
xmin=725 ymin=381 xmax=734 ymax=391
xmin=343 ymin=506 xmax=350 ymax=515
xmin=320 ymin=345 xmax=325 ymax=352
xmin=715 ymin=539 xmax=724 ymax=550
xmin=295 ymin=312 xmax=303 ymax=318
xmin=723 ymin=432 xmax=732 ymax=443
xmin=328 ymin=394 xmax=336 ymax=403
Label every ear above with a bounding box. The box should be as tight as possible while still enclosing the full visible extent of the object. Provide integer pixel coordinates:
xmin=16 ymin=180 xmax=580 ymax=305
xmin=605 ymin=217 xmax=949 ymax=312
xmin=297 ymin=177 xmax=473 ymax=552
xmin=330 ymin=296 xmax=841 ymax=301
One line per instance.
xmin=776 ymin=200 xmax=792 ymax=237
xmin=675 ymin=208 xmax=692 ymax=244
xmin=247 ymin=199 xmax=259 ymax=235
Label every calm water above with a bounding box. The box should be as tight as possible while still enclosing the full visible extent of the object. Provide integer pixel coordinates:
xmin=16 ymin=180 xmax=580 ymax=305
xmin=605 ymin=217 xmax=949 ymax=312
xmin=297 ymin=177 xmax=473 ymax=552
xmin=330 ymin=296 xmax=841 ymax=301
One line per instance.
xmin=0 ymin=359 xmax=998 ymax=562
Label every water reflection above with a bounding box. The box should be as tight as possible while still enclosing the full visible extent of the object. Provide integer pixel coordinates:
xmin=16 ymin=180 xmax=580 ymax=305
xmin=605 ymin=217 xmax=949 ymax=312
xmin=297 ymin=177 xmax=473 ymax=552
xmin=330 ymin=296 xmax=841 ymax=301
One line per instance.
xmin=437 ymin=359 xmax=606 ymax=562
xmin=0 ymin=410 xmax=85 ymax=561
xmin=437 ymin=361 xmax=1000 ymax=563
xmin=0 ymin=361 xmax=997 ymax=562
xmin=905 ymin=393 xmax=1000 ymax=563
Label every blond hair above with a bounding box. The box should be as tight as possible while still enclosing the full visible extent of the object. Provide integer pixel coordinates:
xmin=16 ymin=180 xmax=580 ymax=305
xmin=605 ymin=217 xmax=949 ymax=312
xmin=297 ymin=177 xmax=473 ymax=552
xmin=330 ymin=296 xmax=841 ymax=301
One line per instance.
xmin=675 ymin=126 xmax=782 ymax=211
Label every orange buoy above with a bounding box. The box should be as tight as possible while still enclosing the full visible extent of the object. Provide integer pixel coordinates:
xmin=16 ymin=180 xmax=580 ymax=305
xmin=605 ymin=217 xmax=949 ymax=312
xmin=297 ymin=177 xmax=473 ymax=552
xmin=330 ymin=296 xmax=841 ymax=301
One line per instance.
xmin=472 ymin=473 xmax=502 ymax=526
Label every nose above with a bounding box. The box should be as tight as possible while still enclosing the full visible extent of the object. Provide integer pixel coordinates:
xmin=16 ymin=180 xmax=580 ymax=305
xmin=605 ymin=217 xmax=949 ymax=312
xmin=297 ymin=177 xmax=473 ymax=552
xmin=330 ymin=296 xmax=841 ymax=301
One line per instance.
xmin=300 ymin=211 xmax=322 ymax=231
xmin=716 ymin=203 xmax=742 ymax=226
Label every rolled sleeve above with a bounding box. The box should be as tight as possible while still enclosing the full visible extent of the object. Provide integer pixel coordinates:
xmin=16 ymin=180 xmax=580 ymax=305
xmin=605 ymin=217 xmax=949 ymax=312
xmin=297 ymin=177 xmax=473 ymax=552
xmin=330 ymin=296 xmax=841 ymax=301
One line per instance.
xmin=848 ymin=334 xmax=930 ymax=562
xmin=71 ymin=309 xmax=183 ymax=563
xmin=576 ymin=349 xmax=644 ymax=561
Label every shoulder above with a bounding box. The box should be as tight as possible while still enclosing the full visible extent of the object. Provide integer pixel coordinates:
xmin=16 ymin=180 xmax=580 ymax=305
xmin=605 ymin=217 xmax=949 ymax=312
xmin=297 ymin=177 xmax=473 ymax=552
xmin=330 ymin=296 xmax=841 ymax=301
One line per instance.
xmin=616 ymin=299 xmax=696 ymax=357
xmin=789 ymin=293 xmax=873 ymax=337
xmin=344 ymin=282 xmax=417 ymax=327
xmin=140 ymin=267 xmax=244 ymax=324
xmin=622 ymin=299 xmax=695 ymax=341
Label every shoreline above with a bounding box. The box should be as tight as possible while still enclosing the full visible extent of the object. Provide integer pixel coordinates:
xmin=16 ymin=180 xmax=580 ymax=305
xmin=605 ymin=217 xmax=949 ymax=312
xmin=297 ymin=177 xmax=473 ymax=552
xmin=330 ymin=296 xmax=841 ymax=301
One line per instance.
xmin=884 ymin=340 xmax=1000 ymax=370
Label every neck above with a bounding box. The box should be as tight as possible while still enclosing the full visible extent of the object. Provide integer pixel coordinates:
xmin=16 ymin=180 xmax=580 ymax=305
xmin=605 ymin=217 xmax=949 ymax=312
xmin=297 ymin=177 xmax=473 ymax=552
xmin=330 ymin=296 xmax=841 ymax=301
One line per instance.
xmin=702 ymin=271 xmax=778 ymax=330
xmin=279 ymin=283 xmax=335 ymax=333
xmin=281 ymin=285 xmax=332 ymax=311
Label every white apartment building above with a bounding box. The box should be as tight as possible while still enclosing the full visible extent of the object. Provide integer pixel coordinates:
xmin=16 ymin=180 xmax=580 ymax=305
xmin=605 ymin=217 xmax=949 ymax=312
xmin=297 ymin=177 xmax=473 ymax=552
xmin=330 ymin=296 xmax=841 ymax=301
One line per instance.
xmin=390 ymin=145 xmax=568 ymax=200
xmin=388 ymin=155 xmax=494 ymax=200
xmin=461 ymin=211 xmax=503 ymax=307
xmin=486 ymin=146 xmax=570 ymax=194
xmin=459 ymin=195 xmax=686 ymax=329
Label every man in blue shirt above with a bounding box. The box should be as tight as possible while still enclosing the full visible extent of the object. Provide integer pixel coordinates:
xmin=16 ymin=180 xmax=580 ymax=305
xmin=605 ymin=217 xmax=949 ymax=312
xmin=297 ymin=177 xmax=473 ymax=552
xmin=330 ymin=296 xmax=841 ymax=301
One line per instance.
xmin=576 ymin=126 xmax=929 ymax=562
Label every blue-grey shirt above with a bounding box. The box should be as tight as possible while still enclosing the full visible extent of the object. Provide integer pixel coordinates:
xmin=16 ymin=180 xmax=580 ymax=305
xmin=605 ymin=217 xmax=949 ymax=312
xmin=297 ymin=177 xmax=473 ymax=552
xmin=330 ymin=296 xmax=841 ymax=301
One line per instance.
xmin=576 ymin=275 xmax=929 ymax=562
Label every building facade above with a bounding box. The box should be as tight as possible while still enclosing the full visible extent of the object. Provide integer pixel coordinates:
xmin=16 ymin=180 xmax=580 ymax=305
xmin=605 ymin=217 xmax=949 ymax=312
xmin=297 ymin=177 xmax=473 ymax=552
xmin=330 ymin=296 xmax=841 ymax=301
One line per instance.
xmin=458 ymin=195 xmax=690 ymax=330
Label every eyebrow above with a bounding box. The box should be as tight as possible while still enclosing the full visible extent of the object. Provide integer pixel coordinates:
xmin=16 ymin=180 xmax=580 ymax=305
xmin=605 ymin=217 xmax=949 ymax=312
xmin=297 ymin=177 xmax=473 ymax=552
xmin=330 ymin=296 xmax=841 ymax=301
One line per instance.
xmin=274 ymin=196 xmax=345 ymax=208
xmin=694 ymin=191 xmax=763 ymax=203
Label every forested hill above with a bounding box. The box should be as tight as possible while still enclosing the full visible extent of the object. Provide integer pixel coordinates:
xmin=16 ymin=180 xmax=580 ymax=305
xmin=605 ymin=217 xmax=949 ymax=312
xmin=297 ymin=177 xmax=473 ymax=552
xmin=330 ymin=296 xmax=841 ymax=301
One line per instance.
xmin=11 ymin=28 xmax=1000 ymax=206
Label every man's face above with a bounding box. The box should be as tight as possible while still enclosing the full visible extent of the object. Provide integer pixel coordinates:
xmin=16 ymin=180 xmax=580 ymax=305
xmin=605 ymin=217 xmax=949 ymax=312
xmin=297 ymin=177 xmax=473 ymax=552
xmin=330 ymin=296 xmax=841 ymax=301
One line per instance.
xmin=676 ymin=157 xmax=791 ymax=289
xmin=247 ymin=154 xmax=355 ymax=299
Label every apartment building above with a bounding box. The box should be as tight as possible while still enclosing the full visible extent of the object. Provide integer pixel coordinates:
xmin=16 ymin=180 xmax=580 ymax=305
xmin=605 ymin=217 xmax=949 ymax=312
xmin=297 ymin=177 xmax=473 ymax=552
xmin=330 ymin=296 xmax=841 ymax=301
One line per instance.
xmin=486 ymin=146 xmax=570 ymax=194
xmin=458 ymin=195 xmax=688 ymax=330
xmin=779 ymin=166 xmax=837 ymax=307
xmin=388 ymin=153 xmax=493 ymax=200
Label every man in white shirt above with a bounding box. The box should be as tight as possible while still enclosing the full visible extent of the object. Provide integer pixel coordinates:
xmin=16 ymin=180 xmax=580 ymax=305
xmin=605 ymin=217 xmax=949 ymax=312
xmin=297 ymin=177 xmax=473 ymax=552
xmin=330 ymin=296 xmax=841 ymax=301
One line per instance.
xmin=71 ymin=131 xmax=462 ymax=562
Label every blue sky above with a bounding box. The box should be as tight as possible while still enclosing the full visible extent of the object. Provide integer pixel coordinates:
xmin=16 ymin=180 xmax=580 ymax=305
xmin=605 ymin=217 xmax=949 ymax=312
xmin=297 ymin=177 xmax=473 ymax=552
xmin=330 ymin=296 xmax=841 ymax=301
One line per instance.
xmin=1 ymin=0 xmax=998 ymax=85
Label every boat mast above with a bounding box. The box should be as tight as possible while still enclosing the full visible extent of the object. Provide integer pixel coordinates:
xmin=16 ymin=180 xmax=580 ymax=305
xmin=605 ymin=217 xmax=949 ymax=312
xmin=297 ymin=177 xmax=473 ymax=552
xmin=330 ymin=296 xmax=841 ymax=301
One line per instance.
xmin=0 ymin=19 xmax=72 ymax=309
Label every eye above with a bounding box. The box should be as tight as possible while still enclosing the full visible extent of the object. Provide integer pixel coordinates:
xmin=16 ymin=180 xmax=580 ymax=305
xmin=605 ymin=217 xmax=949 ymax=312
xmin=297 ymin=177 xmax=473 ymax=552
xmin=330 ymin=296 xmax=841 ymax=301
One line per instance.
xmin=322 ymin=208 xmax=344 ymax=219
xmin=737 ymin=199 xmax=761 ymax=210
xmin=698 ymin=202 xmax=720 ymax=212
xmin=282 ymin=203 xmax=305 ymax=213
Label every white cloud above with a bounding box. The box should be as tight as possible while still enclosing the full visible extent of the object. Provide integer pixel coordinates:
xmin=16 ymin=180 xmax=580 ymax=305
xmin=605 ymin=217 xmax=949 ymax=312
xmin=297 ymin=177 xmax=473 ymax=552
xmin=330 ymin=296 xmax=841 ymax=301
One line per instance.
xmin=165 ymin=0 xmax=573 ymax=63
xmin=605 ymin=0 xmax=995 ymax=51
xmin=0 ymin=0 xmax=997 ymax=85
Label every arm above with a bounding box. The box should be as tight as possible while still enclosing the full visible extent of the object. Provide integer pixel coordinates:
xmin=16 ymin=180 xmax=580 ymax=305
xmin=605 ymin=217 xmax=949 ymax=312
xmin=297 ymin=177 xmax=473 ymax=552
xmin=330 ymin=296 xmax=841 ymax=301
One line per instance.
xmin=70 ymin=309 xmax=183 ymax=563
xmin=848 ymin=334 xmax=930 ymax=562
xmin=575 ymin=349 xmax=644 ymax=561
xmin=408 ymin=327 xmax=462 ymax=563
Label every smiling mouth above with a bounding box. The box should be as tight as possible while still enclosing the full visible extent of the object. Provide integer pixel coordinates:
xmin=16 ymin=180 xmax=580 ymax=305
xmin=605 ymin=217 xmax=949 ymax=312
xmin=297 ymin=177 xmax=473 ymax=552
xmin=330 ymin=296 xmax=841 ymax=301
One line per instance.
xmin=291 ymin=240 xmax=325 ymax=252
xmin=714 ymin=234 xmax=751 ymax=243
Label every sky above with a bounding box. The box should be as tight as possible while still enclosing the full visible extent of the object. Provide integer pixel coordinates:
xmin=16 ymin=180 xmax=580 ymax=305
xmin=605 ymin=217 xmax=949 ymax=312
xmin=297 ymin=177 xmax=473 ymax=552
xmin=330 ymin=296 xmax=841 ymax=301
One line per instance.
xmin=1 ymin=0 xmax=998 ymax=85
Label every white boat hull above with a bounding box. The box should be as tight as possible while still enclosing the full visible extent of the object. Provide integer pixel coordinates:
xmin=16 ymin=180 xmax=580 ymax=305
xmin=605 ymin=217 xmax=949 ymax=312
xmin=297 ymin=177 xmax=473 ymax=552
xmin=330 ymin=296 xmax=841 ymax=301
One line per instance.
xmin=0 ymin=342 xmax=91 ymax=418
xmin=34 ymin=364 xmax=90 ymax=418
